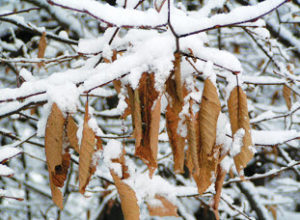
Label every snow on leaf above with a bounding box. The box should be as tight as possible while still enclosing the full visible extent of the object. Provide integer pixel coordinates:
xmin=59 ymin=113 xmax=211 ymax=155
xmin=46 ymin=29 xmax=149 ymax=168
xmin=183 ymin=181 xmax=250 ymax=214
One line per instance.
xmin=227 ymin=86 xmax=254 ymax=174
xmin=111 ymin=171 xmax=140 ymax=220
xmin=147 ymin=195 xmax=178 ymax=217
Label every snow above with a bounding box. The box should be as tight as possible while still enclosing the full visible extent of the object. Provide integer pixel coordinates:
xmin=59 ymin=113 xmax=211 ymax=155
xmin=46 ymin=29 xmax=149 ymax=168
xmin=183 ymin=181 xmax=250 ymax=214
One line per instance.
xmin=0 ymin=146 xmax=22 ymax=163
xmin=0 ymin=164 xmax=14 ymax=177
xmin=220 ymin=156 xmax=234 ymax=172
xmin=252 ymin=130 xmax=300 ymax=146
xmin=47 ymin=82 xmax=79 ymax=113
xmin=49 ymin=0 xmax=167 ymax=27
xmin=124 ymin=172 xmax=177 ymax=206
xmin=230 ymin=128 xmax=245 ymax=157
xmin=103 ymin=140 xmax=123 ymax=177
xmin=176 ymin=0 xmax=288 ymax=36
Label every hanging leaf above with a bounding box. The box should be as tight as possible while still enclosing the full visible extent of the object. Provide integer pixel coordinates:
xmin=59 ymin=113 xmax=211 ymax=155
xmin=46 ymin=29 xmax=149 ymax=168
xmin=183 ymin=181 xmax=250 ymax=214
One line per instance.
xmin=165 ymin=78 xmax=186 ymax=173
xmin=111 ymin=171 xmax=140 ymax=220
xmin=174 ymin=52 xmax=183 ymax=103
xmin=283 ymin=85 xmax=292 ymax=110
xmin=129 ymin=73 xmax=161 ymax=176
xmin=227 ymin=86 xmax=254 ymax=174
xmin=147 ymin=195 xmax=178 ymax=217
xmin=37 ymin=32 xmax=47 ymax=68
xmin=212 ymin=164 xmax=227 ymax=220
xmin=128 ymin=86 xmax=142 ymax=149
xmin=45 ymin=103 xmax=65 ymax=209
xmin=79 ymin=102 xmax=101 ymax=194
xmin=186 ymin=99 xmax=199 ymax=175
xmin=196 ymin=79 xmax=221 ymax=194
xmin=66 ymin=116 xmax=79 ymax=153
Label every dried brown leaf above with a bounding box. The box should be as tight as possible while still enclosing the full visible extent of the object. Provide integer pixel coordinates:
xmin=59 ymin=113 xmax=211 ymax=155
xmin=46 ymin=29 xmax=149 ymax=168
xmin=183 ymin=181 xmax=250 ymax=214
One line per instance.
xmin=165 ymin=78 xmax=186 ymax=173
xmin=79 ymin=102 xmax=98 ymax=194
xmin=111 ymin=171 xmax=140 ymax=220
xmin=37 ymin=32 xmax=47 ymax=68
xmin=66 ymin=116 xmax=79 ymax=153
xmin=132 ymin=73 xmax=161 ymax=176
xmin=283 ymin=85 xmax=292 ymax=110
xmin=174 ymin=52 xmax=183 ymax=103
xmin=195 ymin=79 xmax=221 ymax=194
xmin=228 ymin=86 xmax=254 ymax=174
xmin=186 ymin=99 xmax=199 ymax=175
xmin=166 ymin=106 xmax=185 ymax=173
xmin=212 ymin=164 xmax=226 ymax=220
xmin=45 ymin=103 xmax=64 ymax=209
xmin=52 ymin=151 xmax=70 ymax=187
xmin=147 ymin=195 xmax=178 ymax=217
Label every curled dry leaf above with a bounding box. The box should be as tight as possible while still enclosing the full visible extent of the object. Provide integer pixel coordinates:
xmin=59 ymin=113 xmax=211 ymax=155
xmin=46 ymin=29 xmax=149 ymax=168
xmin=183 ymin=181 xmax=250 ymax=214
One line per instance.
xmin=79 ymin=102 xmax=101 ymax=194
xmin=147 ymin=195 xmax=178 ymax=217
xmin=195 ymin=79 xmax=221 ymax=194
xmin=165 ymin=78 xmax=187 ymax=173
xmin=128 ymin=73 xmax=161 ymax=176
xmin=45 ymin=103 xmax=65 ymax=209
xmin=111 ymin=171 xmax=140 ymax=220
xmin=37 ymin=31 xmax=47 ymax=68
xmin=228 ymin=86 xmax=254 ymax=174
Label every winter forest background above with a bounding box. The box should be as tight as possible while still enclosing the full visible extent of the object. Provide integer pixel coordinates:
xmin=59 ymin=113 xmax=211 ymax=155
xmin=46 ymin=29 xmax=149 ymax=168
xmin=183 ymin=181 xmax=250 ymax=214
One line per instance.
xmin=0 ymin=0 xmax=299 ymax=219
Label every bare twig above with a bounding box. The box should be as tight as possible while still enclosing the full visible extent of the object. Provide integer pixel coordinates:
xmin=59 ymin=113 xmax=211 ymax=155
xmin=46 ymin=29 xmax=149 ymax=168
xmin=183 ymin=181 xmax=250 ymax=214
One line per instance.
xmin=224 ymin=161 xmax=300 ymax=185
xmin=0 ymin=17 xmax=77 ymax=45
xmin=0 ymin=7 xmax=39 ymax=17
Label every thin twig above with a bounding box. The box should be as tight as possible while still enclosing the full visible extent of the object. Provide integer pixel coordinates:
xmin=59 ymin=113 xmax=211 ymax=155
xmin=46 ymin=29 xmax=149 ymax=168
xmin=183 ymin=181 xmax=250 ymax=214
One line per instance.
xmin=0 ymin=7 xmax=39 ymax=17
xmin=224 ymin=161 xmax=300 ymax=185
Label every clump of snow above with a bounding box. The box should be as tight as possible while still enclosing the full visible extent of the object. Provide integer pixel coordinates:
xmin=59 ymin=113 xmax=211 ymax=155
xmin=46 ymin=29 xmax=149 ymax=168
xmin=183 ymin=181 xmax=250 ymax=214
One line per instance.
xmin=103 ymin=140 xmax=123 ymax=177
xmin=252 ymin=130 xmax=300 ymax=146
xmin=203 ymin=61 xmax=216 ymax=83
xmin=47 ymin=82 xmax=79 ymax=113
xmin=220 ymin=156 xmax=234 ymax=172
xmin=19 ymin=68 xmax=35 ymax=82
xmin=230 ymin=128 xmax=245 ymax=157
xmin=116 ymin=86 xmax=129 ymax=115
xmin=88 ymin=117 xmax=104 ymax=137
xmin=0 ymin=164 xmax=14 ymax=177
xmin=124 ymin=172 xmax=177 ymax=206
xmin=0 ymin=146 xmax=22 ymax=163
xmin=37 ymin=103 xmax=52 ymax=137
